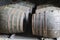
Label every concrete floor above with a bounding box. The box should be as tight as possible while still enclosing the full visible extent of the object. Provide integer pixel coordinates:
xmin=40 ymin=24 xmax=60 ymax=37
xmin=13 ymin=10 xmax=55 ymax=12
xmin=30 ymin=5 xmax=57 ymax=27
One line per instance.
xmin=0 ymin=34 xmax=39 ymax=40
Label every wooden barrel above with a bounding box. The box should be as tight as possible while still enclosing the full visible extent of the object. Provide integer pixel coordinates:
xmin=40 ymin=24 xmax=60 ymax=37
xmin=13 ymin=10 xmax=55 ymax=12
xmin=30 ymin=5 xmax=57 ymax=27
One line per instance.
xmin=32 ymin=13 xmax=44 ymax=36
xmin=8 ymin=2 xmax=34 ymax=21
xmin=32 ymin=5 xmax=60 ymax=38
xmin=0 ymin=5 xmax=25 ymax=33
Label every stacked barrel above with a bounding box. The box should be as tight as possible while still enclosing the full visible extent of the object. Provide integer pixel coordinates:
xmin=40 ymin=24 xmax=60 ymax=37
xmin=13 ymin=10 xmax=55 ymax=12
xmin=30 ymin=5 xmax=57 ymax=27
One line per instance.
xmin=0 ymin=1 xmax=34 ymax=34
xmin=1 ymin=2 xmax=60 ymax=40
xmin=32 ymin=4 xmax=60 ymax=38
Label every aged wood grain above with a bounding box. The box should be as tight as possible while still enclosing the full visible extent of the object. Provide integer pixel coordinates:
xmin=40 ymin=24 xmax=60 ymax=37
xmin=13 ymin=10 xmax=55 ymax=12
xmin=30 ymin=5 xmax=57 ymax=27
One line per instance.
xmin=32 ymin=4 xmax=60 ymax=38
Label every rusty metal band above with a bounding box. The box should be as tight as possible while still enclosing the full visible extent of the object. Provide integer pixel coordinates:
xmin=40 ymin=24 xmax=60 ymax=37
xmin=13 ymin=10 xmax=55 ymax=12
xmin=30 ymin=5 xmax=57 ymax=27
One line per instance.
xmin=37 ymin=14 xmax=39 ymax=35
xmin=20 ymin=13 xmax=25 ymax=32
xmin=8 ymin=8 xmax=14 ymax=33
xmin=17 ymin=9 xmax=21 ymax=32
xmin=15 ymin=9 xmax=19 ymax=33
xmin=32 ymin=14 xmax=35 ymax=35
xmin=43 ymin=12 xmax=47 ymax=37
xmin=19 ymin=11 xmax=22 ymax=32
xmin=12 ymin=8 xmax=17 ymax=33
xmin=34 ymin=14 xmax=35 ymax=35
xmin=8 ymin=8 xmax=11 ymax=33
xmin=19 ymin=12 xmax=22 ymax=32
xmin=34 ymin=14 xmax=36 ymax=35
xmin=39 ymin=13 xmax=43 ymax=36
xmin=35 ymin=14 xmax=37 ymax=35
xmin=38 ymin=14 xmax=41 ymax=35
xmin=17 ymin=9 xmax=20 ymax=32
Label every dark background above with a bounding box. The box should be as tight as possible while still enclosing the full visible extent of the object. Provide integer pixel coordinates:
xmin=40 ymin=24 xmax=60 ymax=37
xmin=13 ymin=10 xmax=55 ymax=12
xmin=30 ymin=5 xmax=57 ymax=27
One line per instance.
xmin=0 ymin=0 xmax=60 ymax=6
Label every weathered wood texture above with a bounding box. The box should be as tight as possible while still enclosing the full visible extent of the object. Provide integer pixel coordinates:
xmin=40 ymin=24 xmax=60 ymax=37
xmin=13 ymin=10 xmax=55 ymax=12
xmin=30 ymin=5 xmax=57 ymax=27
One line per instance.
xmin=32 ymin=4 xmax=60 ymax=38
xmin=0 ymin=2 xmax=34 ymax=33
xmin=32 ymin=13 xmax=44 ymax=36
xmin=0 ymin=5 xmax=25 ymax=33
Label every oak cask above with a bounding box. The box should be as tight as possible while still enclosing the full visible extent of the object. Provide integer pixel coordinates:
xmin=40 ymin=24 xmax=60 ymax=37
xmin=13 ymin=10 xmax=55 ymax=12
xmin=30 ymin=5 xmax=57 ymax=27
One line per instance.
xmin=32 ymin=5 xmax=60 ymax=38
xmin=0 ymin=5 xmax=25 ymax=33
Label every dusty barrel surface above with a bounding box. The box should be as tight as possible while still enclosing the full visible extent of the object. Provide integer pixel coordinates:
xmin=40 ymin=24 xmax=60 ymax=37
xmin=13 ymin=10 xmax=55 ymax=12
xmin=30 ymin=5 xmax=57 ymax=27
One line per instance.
xmin=0 ymin=2 xmax=34 ymax=34
xmin=32 ymin=13 xmax=44 ymax=36
xmin=8 ymin=1 xmax=35 ymax=20
xmin=32 ymin=5 xmax=60 ymax=38
xmin=0 ymin=5 xmax=25 ymax=33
